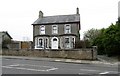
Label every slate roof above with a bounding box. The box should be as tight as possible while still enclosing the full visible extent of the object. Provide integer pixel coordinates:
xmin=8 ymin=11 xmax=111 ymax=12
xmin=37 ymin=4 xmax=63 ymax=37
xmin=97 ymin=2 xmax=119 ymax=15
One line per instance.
xmin=32 ymin=14 xmax=80 ymax=25
xmin=0 ymin=31 xmax=12 ymax=39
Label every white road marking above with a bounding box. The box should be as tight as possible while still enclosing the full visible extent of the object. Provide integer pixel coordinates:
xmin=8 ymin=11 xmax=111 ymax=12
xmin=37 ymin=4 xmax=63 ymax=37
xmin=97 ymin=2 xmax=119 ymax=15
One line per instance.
xmin=80 ymin=69 xmax=99 ymax=72
xmin=2 ymin=64 xmax=58 ymax=72
xmin=99 ymin=72 xmax=109 ymax=74
xmin=55 ymin=60 xmax=61 ymax=61
xmin=4 ymin=59 xmax=10 ymax=60
xmin=46 ymin=68 xmax=58 ymax=71
xmin=16 ymin=63 xmax=54 ymax=68
xmin=79 ymin=69 xmax=118 ymax=74
xmin=8 ymin=64 xmax=20 ymax=67
xmin=78 ymin=73 xmax=86 ymax=75
xmin=2 ymin=66 xmax=46 ymax=72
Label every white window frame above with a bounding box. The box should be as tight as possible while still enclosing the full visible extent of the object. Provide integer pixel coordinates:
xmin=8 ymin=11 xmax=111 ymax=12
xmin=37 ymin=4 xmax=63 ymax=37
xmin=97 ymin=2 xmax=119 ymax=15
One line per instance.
xmin=64 ymin=37 xmax=70 ymax=48
xmin=40 ymin=25 xmax=45 ymax=34
xmin=35 ymin=37 xmax=38 ymax=49
xmin=35 ymin=37 xmax=44 ymax=49
xmin=38 ymin=38 xmax=44 ymax=49
xmin=52 ymin=25 xmax=58 ymax=34
xmin=72 ymin=37 xmax=75 ymax=48
xmin=64 ymin=24 xmax=71 ymax=34
xmin=45 ymin=38 xmax=49 ymax=49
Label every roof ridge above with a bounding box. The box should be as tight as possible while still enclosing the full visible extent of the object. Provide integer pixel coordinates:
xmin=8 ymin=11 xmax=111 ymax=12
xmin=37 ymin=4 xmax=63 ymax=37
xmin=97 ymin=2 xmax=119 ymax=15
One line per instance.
xmin=43 ymin=14 xmax=79 ymax=18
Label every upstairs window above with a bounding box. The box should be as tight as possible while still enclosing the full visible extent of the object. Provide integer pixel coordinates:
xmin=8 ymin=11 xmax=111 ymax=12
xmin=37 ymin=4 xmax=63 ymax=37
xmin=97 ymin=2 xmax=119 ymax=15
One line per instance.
xmin=65 ymin=24 xmax=71 ymax=34
xmin=40 ymin=25 xmax=45 ymax=34
xmin=52 ymin=25 xmax=58 ymax=34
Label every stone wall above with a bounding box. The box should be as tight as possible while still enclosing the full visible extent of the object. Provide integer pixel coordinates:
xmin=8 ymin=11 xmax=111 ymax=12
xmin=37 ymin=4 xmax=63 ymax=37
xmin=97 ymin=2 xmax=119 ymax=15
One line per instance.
xmin=2 ymin=48 xmax=97 ymax=60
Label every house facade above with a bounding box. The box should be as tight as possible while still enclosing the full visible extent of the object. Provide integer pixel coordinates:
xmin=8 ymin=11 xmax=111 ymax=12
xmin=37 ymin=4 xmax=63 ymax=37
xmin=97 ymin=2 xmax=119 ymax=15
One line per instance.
xmin=0 ymin=31 xmax=12 ymax=49
xmin=32 ymin=8 xmax=80 ymax=49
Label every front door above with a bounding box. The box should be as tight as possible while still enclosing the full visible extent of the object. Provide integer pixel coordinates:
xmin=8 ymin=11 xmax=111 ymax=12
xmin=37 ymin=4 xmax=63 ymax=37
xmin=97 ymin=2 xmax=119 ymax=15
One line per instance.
xmin=51 ymin=37 xmax=58 ymax=49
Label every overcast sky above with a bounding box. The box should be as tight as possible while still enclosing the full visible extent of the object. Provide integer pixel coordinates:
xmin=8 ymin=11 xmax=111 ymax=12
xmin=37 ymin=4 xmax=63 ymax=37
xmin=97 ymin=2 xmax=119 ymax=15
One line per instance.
xmin=0 ymin=0 xmax=119 ymax=41
xmin=118 ymin=1 xmax=120 ymax=17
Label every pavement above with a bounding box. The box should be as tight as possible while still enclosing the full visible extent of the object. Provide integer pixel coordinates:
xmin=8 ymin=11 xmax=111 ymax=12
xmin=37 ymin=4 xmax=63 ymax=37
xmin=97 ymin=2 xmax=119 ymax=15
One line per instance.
xmin=1 ymin=55 xmax=120 ymax=65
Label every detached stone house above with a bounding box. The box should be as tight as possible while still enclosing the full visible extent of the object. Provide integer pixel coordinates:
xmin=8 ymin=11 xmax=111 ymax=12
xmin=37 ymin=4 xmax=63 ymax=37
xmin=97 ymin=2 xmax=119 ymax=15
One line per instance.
xmin=0 ymin=31 xmax=12 ymax=49
xmin=32 ymin=8 xmax=80 ymax=49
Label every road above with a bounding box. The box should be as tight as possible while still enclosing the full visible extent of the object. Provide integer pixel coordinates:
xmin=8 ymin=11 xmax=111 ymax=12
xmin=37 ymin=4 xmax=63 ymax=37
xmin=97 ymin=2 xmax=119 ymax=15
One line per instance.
xmin=1 ymin=56 xmax=119 ymax=75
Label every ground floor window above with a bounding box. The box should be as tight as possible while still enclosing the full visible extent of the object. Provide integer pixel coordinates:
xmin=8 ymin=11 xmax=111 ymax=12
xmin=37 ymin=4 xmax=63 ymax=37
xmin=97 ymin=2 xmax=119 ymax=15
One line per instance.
xmin=63 ymin=36 xmax=75 ymax=49
xmin=35 ymin=37 xmax=49 ymax=49
xmin=34 ymin=36 xmax=75 ymax=49
xmin=38 ymin=38 xmax=43 ymax=48
xmin=45 ymin=38 xmax=49 ymax=48
xmin=72 ymin=37 xmax=75 ymax=48
xmin=65 ymin=38 xmax=70 ymax=48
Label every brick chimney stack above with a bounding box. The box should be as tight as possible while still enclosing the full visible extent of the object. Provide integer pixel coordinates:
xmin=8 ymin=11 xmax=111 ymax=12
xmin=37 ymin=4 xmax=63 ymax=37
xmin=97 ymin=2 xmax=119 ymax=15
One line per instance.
xmin=39 ymin=11 xmax=43 ymax=18
xmin=76 ymin=7 xmax=79 ymax=14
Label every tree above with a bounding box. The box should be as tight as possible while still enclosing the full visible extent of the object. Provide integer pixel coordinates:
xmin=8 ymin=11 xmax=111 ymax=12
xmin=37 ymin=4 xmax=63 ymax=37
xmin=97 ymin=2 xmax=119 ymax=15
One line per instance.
xmin=84 ymin=20 xmax=120 ymax=56
xmin=102 ymin=23 xmax=120 ymax=56
xmin=93 ymin=23 xmax=120 ymax=56
xmin=92 ymin=28 xmax=106 ymax=55
xmin=83 ymin=28 xmax=101 ymax=46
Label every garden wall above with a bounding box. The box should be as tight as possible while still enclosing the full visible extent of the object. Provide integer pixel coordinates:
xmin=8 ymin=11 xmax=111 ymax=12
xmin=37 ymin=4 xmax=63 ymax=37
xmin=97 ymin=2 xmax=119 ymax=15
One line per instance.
xmin=1 ymin=48 xmax=97 ymax=60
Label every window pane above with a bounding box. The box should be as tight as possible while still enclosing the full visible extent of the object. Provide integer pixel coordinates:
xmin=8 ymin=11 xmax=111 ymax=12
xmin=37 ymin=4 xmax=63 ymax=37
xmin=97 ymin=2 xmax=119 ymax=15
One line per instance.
xmin=39 ymin=39 xmax=43 ymax=47
xmin=52 ymin=25 xmax=58 ymax=34
xmin=65 ymin=25 xmax=71 ymax=34
xmin=65 ymin=38 xmax=69 ymax=43
xmin=53 ymin=38 xmax=57 ymax=41
xmin=45 ymin=39 xmax=48 ymax=48
xmin=40 ymin=26 xmax=45 ymax=34
xmin=53 ymin=26 xmax=57 ymax=29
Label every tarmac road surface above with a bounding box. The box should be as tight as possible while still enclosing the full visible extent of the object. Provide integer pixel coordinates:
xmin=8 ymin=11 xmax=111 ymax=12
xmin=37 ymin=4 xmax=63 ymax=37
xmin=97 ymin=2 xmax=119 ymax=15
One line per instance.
xmin=1 ymin=56 xmax=119 ymax=76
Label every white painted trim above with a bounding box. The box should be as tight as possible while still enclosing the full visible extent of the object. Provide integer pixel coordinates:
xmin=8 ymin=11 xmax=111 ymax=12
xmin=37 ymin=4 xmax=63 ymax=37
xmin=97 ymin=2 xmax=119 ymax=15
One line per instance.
xmin=34 ymin=37 xmax=50 ymax=49
xmin=52 ymin=25 xmax=58 ymax=34
xmin=51 ymin=37 xmax=59 ymax=49
xmin=72 ymin=37 xmax=75 ymax=48
xmin=40 ymin=25 xmax=45 ymax=35
xmin=64 ymin=24 xmax=71 ymax=34
xmin=64 ymin=37 xmax=70 ymax=49
xmin=45 ymin=38 xmax=49 ymax=48
xmin=34 ymin=37 xmax=44 ymax=49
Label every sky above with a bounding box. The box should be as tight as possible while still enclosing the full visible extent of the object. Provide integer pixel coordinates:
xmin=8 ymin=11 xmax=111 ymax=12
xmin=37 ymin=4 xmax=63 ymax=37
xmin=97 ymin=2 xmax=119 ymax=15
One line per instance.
xmin=0 ymin=0 xmax=119 ymax=41
xmin=118 ymin=1 xmax=120 ymax=17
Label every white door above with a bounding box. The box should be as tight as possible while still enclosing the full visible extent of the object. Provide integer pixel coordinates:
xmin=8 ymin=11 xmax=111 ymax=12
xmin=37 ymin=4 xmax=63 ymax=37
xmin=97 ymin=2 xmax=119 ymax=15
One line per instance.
xmin=51 ymin=37 xmax=58 ymax=49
